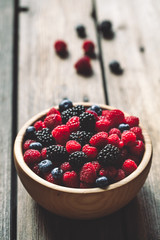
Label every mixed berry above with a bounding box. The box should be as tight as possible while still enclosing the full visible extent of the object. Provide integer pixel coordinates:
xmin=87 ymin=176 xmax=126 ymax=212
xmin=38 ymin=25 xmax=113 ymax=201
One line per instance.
xmin=22 ymin=99 xmax=145 ymax=189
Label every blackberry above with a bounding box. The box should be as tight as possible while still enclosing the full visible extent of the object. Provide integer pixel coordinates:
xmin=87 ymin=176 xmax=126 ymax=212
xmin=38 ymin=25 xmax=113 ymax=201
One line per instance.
xmin=61 ymin=108 xmax=76 ymax=123
xmin=35 ymin=128 xmax=55 ymax=147
xmin=79 ymin=112 xmax=95 ymax=131
xmin=46 ymin=145 xmax=69 ymax=164
xmin=97 ymin=144 xmax=120 ymax=167
xmin=69 ymin=151 xmax=88 ymax=170
xmin=74 ymin=105 xmax=85 ymax=115
xmin=70 ymin=131 xmax=93 ymax=146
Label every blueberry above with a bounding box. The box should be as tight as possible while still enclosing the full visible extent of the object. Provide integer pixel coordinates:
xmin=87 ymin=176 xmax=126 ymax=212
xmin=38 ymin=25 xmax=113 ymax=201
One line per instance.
xmin=25 ymin=126 xmax=36 ymax=139
xmin=99 ymin=20 xmax=112 ymax=33
xmin=29 ymin=142 xmax=42 ymax=151
xmin=76 ymin=25 xmax=86 ymax=38
xmin=38 ymin=160 xmax=53 ymax=173
xmin=96 ymin=176 xmax=109 ymax=188
xmin=88 ymin=105 xmax=102 ymax=116
xmin=109 ymin=60 xmax=123 ymax=75
xmin=59 ymin=99 xmax=73 ymax=112
xmin=51 ymin=167 xmax=63 ymax=179
xmin=118 ymin=123 xmax=130 ymax=132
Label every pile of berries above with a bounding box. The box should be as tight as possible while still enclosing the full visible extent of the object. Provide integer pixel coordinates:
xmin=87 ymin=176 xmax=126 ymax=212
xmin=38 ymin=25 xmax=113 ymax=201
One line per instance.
xmin=23 ymin=99 xmax=145 ymax=189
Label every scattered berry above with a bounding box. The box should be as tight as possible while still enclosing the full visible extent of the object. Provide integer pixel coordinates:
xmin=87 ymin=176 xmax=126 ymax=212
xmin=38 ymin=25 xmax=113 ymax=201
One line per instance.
xmin=66 ymin=140 xmax=81 ymax=154
xmin=74 ymin=56 xmax=92 ymax=76
xmin=89 ymin=132 xmax=108 ymax=148
xmin=54 ymin=40 xmax=68 ymax=57
xmin=125 ymin=116 xmax=139 ymax=128
xmin=82 ymin=40 xmax=95 ymax=55
xmin=122 ymin=159 xmax=137 ymax=176
xmin=76 ymin=25 xmax=86 ymax=38
xmin=82 ymin=144 xmax=98 ymax=159
xmin=68 ymin=151 xmax=88 ymax=170
xmin=63 ymin=171 xmax=79 ymax=188
xmin=118 ymin=123 xmax=130 ymax=132
xmin=109 ymin=61 xmax=123 ymax=75
xmin=97 ymin=144 xmax=120 ymax=167
xmin=96 ymin=176 xmax=109 ymax=188
xmin=29 ymin=142 xmax=43 ymax=151
xmin=52 ymin=125 xmax=70 ymax=145
xmin=59 ymin=99 xmax=73 ymax=112
xmin=80 ymin=162 xmax=97 ymax=184
xmin=98 ymin=20 xmax=113 ymax=39
xmin=24 ymin=149 xmax=41 ymax=165
xmin=38 ymin=160 xmax=53 ymax=173
xmin=44 ymin=114 xmax=62 ymax=130
xmin=51 ymin=167 xmax=63 ymax=179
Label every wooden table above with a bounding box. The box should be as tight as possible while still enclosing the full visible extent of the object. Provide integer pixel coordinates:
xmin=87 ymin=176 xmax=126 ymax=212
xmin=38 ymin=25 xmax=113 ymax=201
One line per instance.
xmin=1 ymin=0 xmax=160 ymax=239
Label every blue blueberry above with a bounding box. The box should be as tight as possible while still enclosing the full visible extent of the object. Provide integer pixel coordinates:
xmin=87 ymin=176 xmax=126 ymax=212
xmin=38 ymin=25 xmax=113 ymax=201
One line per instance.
xmin=59 ymin=99 xmax=73 ymax=112
xmin=96 ymin=176 xmax=109 ymax=188
xmin=76 ymin=25 xmax=86 ymax=38
xmin=29 ymin=142 xmax=42 ymax=151
xmin=38 ymin=160 xmax=53 ymax=173
xmin=51 ymin=167 xmax=63 ymax=179
xmin=118 ymin=123 xmax=130 ymax=132
xmin=88 ymin=105 xmax=102 ymax=116
xmin=25 ymin=126 xmax=36 ymax=139
xmin=109 ymin=61 xmax=123 ymax=75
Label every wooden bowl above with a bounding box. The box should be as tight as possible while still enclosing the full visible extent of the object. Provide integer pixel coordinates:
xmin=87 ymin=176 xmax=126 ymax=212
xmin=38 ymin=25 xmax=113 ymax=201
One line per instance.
xmin=14 ymin=103 xmax=152 ymax=219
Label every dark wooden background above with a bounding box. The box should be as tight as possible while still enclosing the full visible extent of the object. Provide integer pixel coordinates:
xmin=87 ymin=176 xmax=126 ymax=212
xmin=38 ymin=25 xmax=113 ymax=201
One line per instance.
xmin=0 ymin=0 xmax=160 ymax=239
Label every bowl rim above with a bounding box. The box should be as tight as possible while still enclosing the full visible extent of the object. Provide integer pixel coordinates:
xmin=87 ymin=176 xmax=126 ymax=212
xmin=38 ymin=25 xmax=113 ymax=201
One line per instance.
xmin=14 ymin=103 xmax=152 ymax=194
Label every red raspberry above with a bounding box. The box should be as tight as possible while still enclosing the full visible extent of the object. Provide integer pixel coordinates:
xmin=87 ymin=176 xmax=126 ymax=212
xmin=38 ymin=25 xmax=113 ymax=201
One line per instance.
xmin=129 ymin=140 xmax=145 ymax=157
xmin=60 ymin=162 xmax=72 ymax=172
xmin=63 ymin=171 xmax=79 ymax=188
xmin=109 ymin=128 xmax=121 ymax=138
xmin=47 ymin=107 xmax=60 ymax=116
xmin=107 ymin=109 xmax=125 ymax=127
xmin=44 ymin=114 xmax=62 ymax=130
xmin=80 ymin=162 xmax=97 ymax=184
xmin=95 ymin=119 xmax=111 ymax=132
xmin=74 ymin=56 xmax=92 ymax=76
xmin=31 ymin=164 xmax=41 ymax=176
xmin=89 ymin=132 xmax=108 ymax=148
xmin=119 ymin=140 xmax=124 ymax=149
xmin=23 ymin=139 xmax=35 ymax=151
xmin=102 ymin=110 xmax=110 ymax=117
xmin=107 ymin=134 xmax=120 ymax=148
xmin=66 ymin=116 xmax=80 ymax=132
xmin=99 ymin=166 xmax=117 ymax=180
xmin=82 ymin=40 xmax=95 ymax=55
xmin=24 ymin=149 xmax=41 ymax=165
xmin=130 ymin=127 xmax=144 ymax=141
xmin=114 ymin=169 xmax=125 ymax=182
xmin=122 ymin=159 xmax=137 ymax=176
xmin=34 ymin=120 xmax=45 ymax=131
xmin=86 ymin=110 xmax=98 ymax=121
xmin=121 ymin=130 xmax=137 ymax=146
xmin=66 ymin=140 xmax=81 ymax=154
xmin=125 ymin=116 xmax=139 ymax=127
xmin=82 ymin=144 xmax=98 ymax=159
xmin=52 ymin=125 xmax=70 ymax=145
xmin=54 ymin=40 xmax=67 ymax=55
xmin=127 ymin=154 xmax=141 ymax=165
xmin=80 ymin=182 xmax=93 ymax=188
xmin=44 ymin=173 xmax=61 ymax=184
xmin=91 ymin=161 xmax=101 ymax=173
xmin=41 ymin=148 xmax=47 ymax=159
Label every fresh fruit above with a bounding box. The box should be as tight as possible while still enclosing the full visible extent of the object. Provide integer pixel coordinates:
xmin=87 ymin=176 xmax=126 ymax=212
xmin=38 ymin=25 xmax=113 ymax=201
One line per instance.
xmin=80 ymin=162 xmax=97 ymax=184
xmin=70 ymin=130 xmax=93 ymax=146
xmin=74 ymin=56 xmax=92 ymax=76
xmin=54 ymin=40 xmax=67 ymax=56
xmin=76 ymin=25 xmax=86 ymax=38
xmin=24 ymin=149 xmax=41 ymax=165
xmin=51 ymin=167 xmax=63 ymax=179
xmin=88 ymin=105 xmax=102 ymax=116
xmin=63 ymin=171 xmax=79 ymax=188
xmin=82 ymin=40 xmax=95 ymax=55
xmin=29 ymin=142 xmax=43 ymax=151
xmin=52 ymin=125 xmax=70 ymax=145
xmin=122 ymin=159 xmax=137 ymax=176
xmin=97 ymin=144 xmax=120 ymax=166
xmin=96 ymin=176 xmax=109 ymax=188
xmin=38 ymin=160 xmax=53 ymax=173
xmin=59 ymin=99 xmax=73 ymax=112
xmin=79 ymin=112 xmax=95 ymax=132
xmin=121 ymin=130 xmax=137 ymax=146
xmin=82 ymin=144 xmax=98 ymax=159
xmin=118 ymin=123 xmax=130 ymax=132
xmin=66 ymin=140 xmax=81 ymax=154
xmin=44 ymin=114 xmax=62 ymax=130
xmin=25 ymin=126 xmax=36 ymax=139
xmin=46 ymin=145 xmax=68 ymax=164
xmin=109 ymin=61 xmax=123 ymax=75
xmin=68 ymin=151 xmax=88 ymax=170
xmin=36 ymin=128 xmax=55 ymax=147
xmin=125 ymin=116 xmax=139 ymax=127
xmin=89 ymin=132 xmax=108 ymax=148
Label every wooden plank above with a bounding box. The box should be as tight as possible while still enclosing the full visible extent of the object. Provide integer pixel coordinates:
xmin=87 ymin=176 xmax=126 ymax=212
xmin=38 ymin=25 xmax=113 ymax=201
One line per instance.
xmin=0 ymin=0 xmax=13 ymax=239
xmin=96 ymin=0 xmax=160 ymax=239
xmin=17 ymin=0 xmax=111 ymax=239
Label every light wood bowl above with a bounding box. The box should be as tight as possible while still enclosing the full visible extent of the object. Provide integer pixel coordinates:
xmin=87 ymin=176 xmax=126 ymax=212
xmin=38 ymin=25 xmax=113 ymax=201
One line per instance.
xmin=14 ymin=103 xmax=152 ymax=219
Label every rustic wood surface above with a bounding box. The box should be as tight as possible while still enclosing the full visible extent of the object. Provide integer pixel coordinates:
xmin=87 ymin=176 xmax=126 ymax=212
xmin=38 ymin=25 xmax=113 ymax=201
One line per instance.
xmin=0 ymin=0 xmax=160 ymax=239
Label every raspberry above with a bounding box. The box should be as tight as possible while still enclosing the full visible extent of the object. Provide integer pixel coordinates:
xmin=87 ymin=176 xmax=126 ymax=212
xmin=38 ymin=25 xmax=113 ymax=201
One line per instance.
xmin=114 ymin=169 xmax=125 ymax=182
xmin=46 ymin=145 xmax=68 ymax=164
xmin=68 ymin=151 xmax=88 ymax=170
xmin=122 ymin=159 xmax=137 ymax=176
xmin=97 ymin=144 xmax=120 ymax=167
xmin=41 ymin=147 xmax=47 ymax=159
xmin=36 ymin=128 xmax=56 ymax=147
xmin=82 ymin=144 xmax=98 ymax=159
xmin=130 ymin=127 xmax=144 ymax=141
xmin=86 ymin=109 xmax=98 ymax=121
xmin=60 ymin=162 xmax=72 ymax=172
xmin=95 ymin=119 xmax=111 ymax=132
xmin=23 ymin=139 xmax=35 ymax=151
xmin=79 ymin=112 xmax=95 ymax=132
xmin=63 ymin=171 xmax=79 ymax=188
xmin=107 ymin=134 xmax=120 ymax=148
xmin=44 ymin=173 xmax=61 ymax=184
xmin=31 ymin=163 xmax=41 ymax=176
xmin=129 ymin=140 xmax=145 ymax=157
xmin=99 ymin=166 xmax=117 ymax=180
xmin=80 ymin=162 xmax=97 ymax=184
xmin=107 ymin=109 xmax=125 ymax=127
xmin=89 ymin=132 xmax=108 ymax=148
xmin=125 ymin=116 xmax=139 ymax=127
xmin=47 ymin=107 xmax=60 ymax=116
xmin=127 ymin=154 xmax=141 ymax=165
xmin=74 ymin=56 xmax=92 ymax=76
xmin=52 ymin=125 xmax=70 ymax=145
xmin=82 ymin=40 xmax=95 ymax=55
xmin=91 ymin=161 xmax=101 ymax=173
xmin=70 ymin=131 xmax=93 ymax=146
xmin=44 ymin=114 xmax=62 ymax=130
xmin=34 ymin=121 xmax=45 ymax=131
xmin=24 ymin=149 xmax=41 ymax=165
xmin=121 ymin=130 xmax=137 ymax=146
xmin=54 ymin=40 xmax=67 ymax=56
xmin=102 ymin=110 xmax=110 ymax=117
xmin=66 ymin=116 xmax=80 ymax=132
xmin=109 ymin=128 xmax=121 ymax=138
xmin=66 ymin=140 xmax=81 ymax=154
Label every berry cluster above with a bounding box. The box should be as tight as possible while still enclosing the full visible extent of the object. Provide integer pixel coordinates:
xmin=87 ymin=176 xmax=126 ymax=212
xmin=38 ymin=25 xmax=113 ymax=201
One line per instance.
xmin=23 ymin=99 xmax=145 ymax=189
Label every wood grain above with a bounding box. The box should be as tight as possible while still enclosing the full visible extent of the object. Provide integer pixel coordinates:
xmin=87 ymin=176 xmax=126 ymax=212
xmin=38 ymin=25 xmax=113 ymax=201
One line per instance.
xmin=96 ymin=0 xmax=160 ymax=239
xmin=0 ymin=0 xmax=13 ymax=239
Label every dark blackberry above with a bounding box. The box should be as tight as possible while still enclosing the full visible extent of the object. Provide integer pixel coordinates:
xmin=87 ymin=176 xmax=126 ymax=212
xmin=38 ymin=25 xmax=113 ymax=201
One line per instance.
xmin=35 ymin=128 xmax=55 ymax=147
xmin=69 ymin=151 xmax=88 ymax=170
xmin=61 ymin=108 xmax=76 ymax=123
xmin=97 ymin=144 xmax=120 ymax=167
xmin=74 ymin=105 xmax=85 ymax=115
xmin=46 ymin=145 xmax=69 ymax=164
xmin=70 ymin=131 xmax=93 ymax=146
xmin=79 ymin=112 xmax=95 ymax=132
